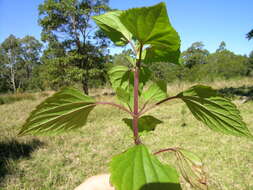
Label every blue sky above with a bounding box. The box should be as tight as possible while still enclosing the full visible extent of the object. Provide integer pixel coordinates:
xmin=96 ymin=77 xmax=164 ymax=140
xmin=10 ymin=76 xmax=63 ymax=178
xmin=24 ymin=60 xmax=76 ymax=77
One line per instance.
xmin=0 ymin=0 xmax=252 ymax=55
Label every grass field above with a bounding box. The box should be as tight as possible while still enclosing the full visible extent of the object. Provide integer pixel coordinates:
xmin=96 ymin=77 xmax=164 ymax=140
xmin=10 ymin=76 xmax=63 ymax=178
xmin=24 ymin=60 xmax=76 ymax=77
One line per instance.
xmin=0 ymin=78 xmax=253 ymax=190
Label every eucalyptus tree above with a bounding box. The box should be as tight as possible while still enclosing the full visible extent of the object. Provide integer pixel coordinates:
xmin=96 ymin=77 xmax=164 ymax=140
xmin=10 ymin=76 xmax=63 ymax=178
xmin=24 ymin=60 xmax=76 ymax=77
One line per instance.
xmin=216 ymin=41 xmax=226 ymax=52
xmin=0 ymin=35 xmax=22 ymax=92
xmin=39 ymin=0 xmax=110 ymax=94
xmin=20 ymin=36 xmax=42 ymax=79
xmin=181 ymin=42 xmax=209 ymax=68
xmin=19 ymin=36 xmax=43 ymax=89
xmin=19 ymin=3 xmax=253 ymax=190
xmin=0 ymin=51 xmax=9 ymax=92
xmin=0 ymin=35 xmax=43 ymax=92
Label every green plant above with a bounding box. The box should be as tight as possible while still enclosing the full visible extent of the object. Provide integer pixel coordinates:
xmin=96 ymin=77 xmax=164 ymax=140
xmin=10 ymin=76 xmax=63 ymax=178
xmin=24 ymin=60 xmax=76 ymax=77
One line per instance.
xmin=19 ymin=3 xmax=253 ymax=190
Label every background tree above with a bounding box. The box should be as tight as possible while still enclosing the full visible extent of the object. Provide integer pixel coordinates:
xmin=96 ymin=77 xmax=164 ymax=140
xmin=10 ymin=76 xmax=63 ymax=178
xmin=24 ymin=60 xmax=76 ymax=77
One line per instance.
xmin=40 ymin=36 xmax=82 ymax=90
xmin=0 ymin=35 xmax=22 ymax=93
xmin=206 ymin=49 xmax=248 ymax=79
xmin=19 ymin=36 xmax=43 ymax=90
xmin=216 ymin=41 xmax=226 ymax=52
xmin=39 ymin=0 xmax=110 ymax=94
xmin=0 ymin=51 xmax=9 ymax=92
xmin=246 ymin=29 xmax=253 ymax=40
xmin=159 ymin=41 xmax=249 ymax=83
xmin=0 ymin=35 xmax=42 ymax=93
xmin=248 ymin=51 xmax=253 ymax=64
xmin=181 ymin=41 xmax=209 ymax=68
xmin=247 ymin=50 xmax=253 ymax=76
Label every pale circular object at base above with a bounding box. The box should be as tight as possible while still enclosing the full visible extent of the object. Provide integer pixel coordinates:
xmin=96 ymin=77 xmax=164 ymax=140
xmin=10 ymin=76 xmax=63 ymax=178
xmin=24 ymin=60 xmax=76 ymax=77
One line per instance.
xmin=74 ymin=174 xmax=115 ymax=190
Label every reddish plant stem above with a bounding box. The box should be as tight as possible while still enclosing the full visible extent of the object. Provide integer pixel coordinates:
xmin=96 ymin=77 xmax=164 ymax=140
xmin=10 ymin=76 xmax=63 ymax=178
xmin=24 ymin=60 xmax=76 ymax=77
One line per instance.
xmin=139 ymin=95 xmax=179 ymax=116
xmin=132 ymin=44 xmax=143 ymax=145
xmin=156 ymin=95 xmax=179 ymax=105
xmin=153 ymin=147 xmax=179 ymax=155
xmin=95 ymin=102 xmax=133 ymax=116
xmin=133 ymin=66 xmax=141 ymax=145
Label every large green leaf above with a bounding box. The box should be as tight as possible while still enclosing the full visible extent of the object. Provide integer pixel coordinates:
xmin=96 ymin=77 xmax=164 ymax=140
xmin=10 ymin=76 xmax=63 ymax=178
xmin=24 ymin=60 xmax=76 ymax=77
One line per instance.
xmin=116 ymin=87 xmax=130 ymax=105
xmin=93 ymin=11 xmax=132 ymax=46
xmin=109 ymin=65 xmax=151 ymax=111
xmin=122 ymin=115 xmax=163 ymax=133
xmin=120 ymin=2 xmax=180 ymax=64
xmin=93 ymin=3 xmax=180 ymax=63
xmin=108 ymin=65 xmax=151 ymax=93
xmin=18 ymin=87 xmax=95 ymax=135
xmin=108 ymin=65 xmax=134 ymax=111
xmin=139 ymin=67 xmax=152 ymax=89
xmin=116 ymin=87 xmax=132 ymax=110
xmin=110 ymin=145 xmax=181 ymax=190
xmin=120 ymin=2 xmax=177 ymax=45
xmin=177 ymin=85 xmax=253 ymax=138
xmin=108 ymin=65 xmax=133 ymax=91
xmin=144 ymin=46 xmax=181 ymax=64
xmin=142 ymin=81 xmax=167 ymax=103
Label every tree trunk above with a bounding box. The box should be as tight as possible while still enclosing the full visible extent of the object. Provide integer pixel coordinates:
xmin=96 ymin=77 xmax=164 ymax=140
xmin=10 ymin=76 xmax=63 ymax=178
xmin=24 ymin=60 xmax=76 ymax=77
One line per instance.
xmin=26 ymin=64 xmax=31 ymax=80
xmin=10 ymin=66 xmax=16 ymax=93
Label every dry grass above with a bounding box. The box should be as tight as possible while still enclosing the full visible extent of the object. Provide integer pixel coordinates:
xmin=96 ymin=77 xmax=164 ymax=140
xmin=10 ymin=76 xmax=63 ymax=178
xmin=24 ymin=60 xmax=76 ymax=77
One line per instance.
xmin=0 ymin=78 xmax=253 ymax=190
xmin=0 ymin=91 xmax=54 ymax=105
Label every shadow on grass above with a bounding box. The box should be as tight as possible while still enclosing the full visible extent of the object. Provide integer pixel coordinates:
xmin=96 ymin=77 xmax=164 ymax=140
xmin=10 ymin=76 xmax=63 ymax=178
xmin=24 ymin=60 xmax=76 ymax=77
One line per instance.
xmin=219 ymin=85 xmax=253 ymax=100
xmin=0 ymin=139 xmax=44 ymax=182
xmin=140 ymin=182 xmax=182 ymax=190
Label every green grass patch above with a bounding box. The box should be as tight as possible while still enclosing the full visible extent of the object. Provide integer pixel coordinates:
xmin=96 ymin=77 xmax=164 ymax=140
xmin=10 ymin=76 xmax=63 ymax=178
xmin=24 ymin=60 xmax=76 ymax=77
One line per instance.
xmin=0 ymin=79 xmax=253 ymax=190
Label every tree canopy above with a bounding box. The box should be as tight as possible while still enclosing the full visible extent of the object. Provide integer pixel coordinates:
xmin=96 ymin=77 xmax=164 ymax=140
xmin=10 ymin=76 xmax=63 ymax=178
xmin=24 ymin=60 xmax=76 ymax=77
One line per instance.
xmin=0 ymin=35 xmax=42 ymax=93
xmin=38 ymin=0 xmax=110 ymax=94
xmin=181 ymin=42 xmax=209 ymax=68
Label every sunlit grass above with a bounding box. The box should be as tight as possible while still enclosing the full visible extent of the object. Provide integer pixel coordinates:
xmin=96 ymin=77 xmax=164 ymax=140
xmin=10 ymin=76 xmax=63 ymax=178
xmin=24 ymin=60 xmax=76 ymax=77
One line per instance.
xmin=0 ymin=78 xmax=253 ymax=190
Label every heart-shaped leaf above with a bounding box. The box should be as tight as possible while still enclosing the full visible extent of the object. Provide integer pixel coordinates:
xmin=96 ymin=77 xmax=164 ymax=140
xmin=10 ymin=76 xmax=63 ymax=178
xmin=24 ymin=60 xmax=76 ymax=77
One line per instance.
xmin=108 ymin=65 xmax=151 ymax=93
xmin=93 ymin=11 xmax=132 ymax=46
xmin=119 ymin=3 xmax=178 ymax=46
xmin=110 ymin=145 xmax=181 ymax=190
xmin=108 ymin=65 xmax=133 ymax=91
xmin=120 ymin=2 xmax=181 ymax=64
xmin=116 ymin=87 xmax=132 ymax=110
xmin=144 ymin=46 xmax=181 ymax=64
xmin=142 ymin=81 xmax=167 ymax=103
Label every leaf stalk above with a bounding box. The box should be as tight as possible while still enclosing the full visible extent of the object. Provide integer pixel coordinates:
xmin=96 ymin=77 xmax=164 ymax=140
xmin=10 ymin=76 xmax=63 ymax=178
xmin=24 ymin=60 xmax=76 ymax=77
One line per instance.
xmin=153 ymin=147 xmax=179 ymax=155
xmin=95 ymin=102 xmax=134 ymax=116
xmin=139 ymin=95 xmax=179 ymax=116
